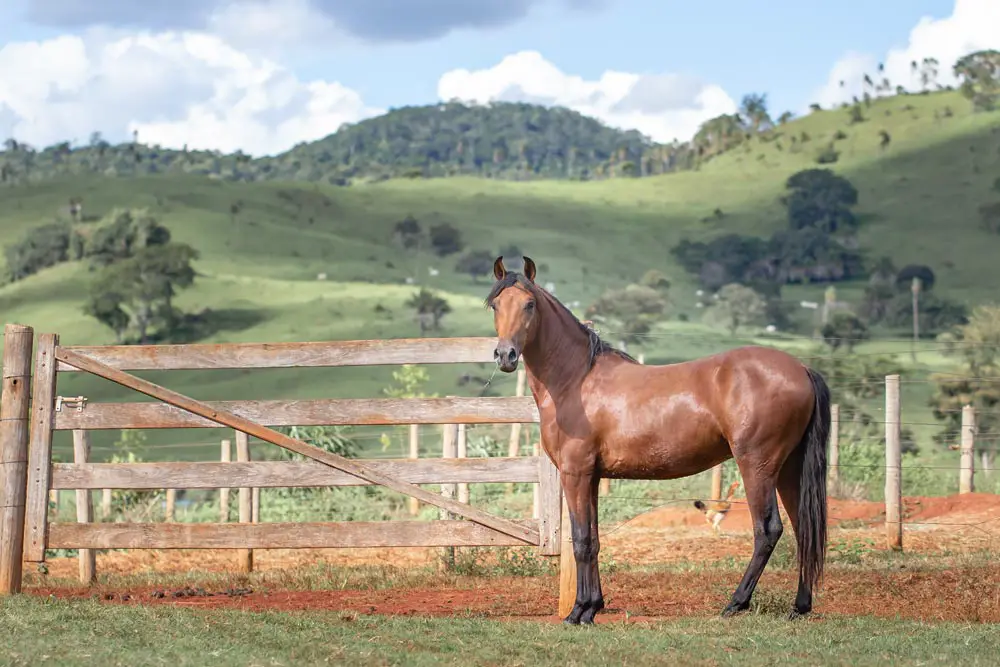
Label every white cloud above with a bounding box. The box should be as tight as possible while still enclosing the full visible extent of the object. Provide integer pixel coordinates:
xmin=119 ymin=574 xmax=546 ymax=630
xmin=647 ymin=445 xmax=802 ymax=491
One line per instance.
xmin=0 ymin=29 xmax=381 ymax=156
xmin=812 ymin=0 xmax=1000 ymax=109
xmin=437 ymin=51 xmax=736 ymax=143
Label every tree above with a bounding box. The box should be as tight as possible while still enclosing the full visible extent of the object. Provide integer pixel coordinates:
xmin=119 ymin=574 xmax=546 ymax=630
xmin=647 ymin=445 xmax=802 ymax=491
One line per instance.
xmin=586 ymin=284 xmax=668 ymax=347
xmin=821 ymin=312 xmax=870 ymax=352
xmin=784 ymin=168 xmax=859 ymax=234
xmin=705 ymin=283 xmax=766 ymax=335
xmin=3 ymin=222 xmax=73 ymax=281
xmin=454 ymin=250 xmax=495 ymax=281
xmin=894 ymin=264 xmax=935 ymax=292
xmin=84 ymin=208 xmax=172 ymax=267
xmin=428 ymin=223 xmax=463 ymax=256
xmin=392 ymin=214 xmax=422 ymax=249
xmin=954 ymin=50 xmax=999 ymax=111
xmin=739 ymin=93 xmax=773 ymax=133
xmin=406 ymin=288 xmax=451 ymax=333
xmin=83 ymin=243 xmax=199 ymax=343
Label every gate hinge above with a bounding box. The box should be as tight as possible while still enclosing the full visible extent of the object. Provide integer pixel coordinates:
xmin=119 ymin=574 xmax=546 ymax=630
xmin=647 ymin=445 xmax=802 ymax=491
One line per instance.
xmin=55 ymin=395 xmax=88 ymax=412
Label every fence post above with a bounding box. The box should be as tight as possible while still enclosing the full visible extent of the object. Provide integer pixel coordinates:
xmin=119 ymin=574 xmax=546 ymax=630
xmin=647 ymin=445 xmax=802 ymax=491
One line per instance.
xmin=0 ymin=324 xmax=34 ymax=595
xmin=828 ymin=404 xmax=840 ymax=490
xmin=959 ymin=404 xmax=975 ymax=494
xmin=884 ymin=374 xmax=902 ymax=551
xmin=440 ymin=423 xmax=457 ymax=570
xmin=537 ymin=446 xmax=561 ymax=556
xmin=101 ymin=489 xmax=112 ymax=521
xmin=165 ymin=489 xmax=176 ymax=522
xmin=24 ymin=333 xmax=59 ymax=564
xmin=711 ymin=463 xmax=723 ymax=500
xmin=506 ymin=367 xmax=527 ymax=494
xmin=219 ymin=439 xmax=231 ymax=522
xmin=407 ymin=424 xmax=420 ymax=516
xmin=457 ymin=424 xmax=469 ymax=504
xmin=558 ymin=490 xmax=576 ymax=619
xmin=72 ymin=430 xmax=96 ymax=584
xmin=235 ymin=431 xmax=253 ymax=573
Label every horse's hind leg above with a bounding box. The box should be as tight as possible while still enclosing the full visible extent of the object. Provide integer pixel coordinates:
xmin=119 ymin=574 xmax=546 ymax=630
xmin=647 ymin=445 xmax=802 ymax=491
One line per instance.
xmin=722 ymin=468 xmax=783 ymax=617
xmin=562 ymin=471 xmax=604 ymax=625
xmin=776 ymin=449 xmax=812 ymax=618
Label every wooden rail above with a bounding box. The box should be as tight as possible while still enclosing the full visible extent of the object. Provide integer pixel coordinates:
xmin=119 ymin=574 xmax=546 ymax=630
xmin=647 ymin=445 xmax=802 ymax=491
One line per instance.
xmin=54 ymin=397 xmax=540 ymax=430
xmin=50 ymin=458 xmax=542 ymax=490
xmin=55 ymin=338 xmax=498 ymax=372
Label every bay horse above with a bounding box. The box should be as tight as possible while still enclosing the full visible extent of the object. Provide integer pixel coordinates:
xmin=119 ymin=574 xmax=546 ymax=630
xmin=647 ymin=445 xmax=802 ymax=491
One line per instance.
xmin=486 ymin=256 xmax=830 ymax=624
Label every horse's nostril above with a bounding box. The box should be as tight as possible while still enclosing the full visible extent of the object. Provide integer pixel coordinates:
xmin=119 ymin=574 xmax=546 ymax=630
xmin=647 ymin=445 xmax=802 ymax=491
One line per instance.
xmin=493 ymin=349 xmax=500 ymax=359
xmin=507 ymin=349 xmax=517 ymax=363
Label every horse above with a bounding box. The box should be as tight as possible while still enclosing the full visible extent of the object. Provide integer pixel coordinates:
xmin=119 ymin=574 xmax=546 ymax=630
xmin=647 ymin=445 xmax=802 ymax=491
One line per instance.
xmin=485 ymin=256 xmax=830 ymax=625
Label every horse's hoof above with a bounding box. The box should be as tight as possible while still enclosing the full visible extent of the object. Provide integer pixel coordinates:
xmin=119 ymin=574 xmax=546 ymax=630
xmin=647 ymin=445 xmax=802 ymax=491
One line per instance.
xmin=721 ymin=603 xmax=748 ymax=618
xmin=787 ymin=608 xmax=810 ymax=621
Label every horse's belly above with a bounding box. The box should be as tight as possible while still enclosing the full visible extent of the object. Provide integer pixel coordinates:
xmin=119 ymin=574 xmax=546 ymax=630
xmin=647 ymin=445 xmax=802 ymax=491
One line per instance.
xmin=598 ymin=432 xmax=730 ymax=480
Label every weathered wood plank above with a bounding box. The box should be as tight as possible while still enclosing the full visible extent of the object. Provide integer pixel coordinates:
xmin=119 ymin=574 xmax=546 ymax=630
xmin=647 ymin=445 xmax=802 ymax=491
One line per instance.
xmin=54 ymin=397 xmax=540 ymax=430
xmin=0 ymin=323 xmax=34 ymax=595
xmin=47 ymin=520 xmax=539 ymax=549
xmin=24 ymin=334 xmax=58 ymax=562
xmin=56 ymin=337 xmax=499 ymax=372
xmin=51 ymin=457 xmax=541 ymax=490
xmin=54 ymin=347 xmax=539 ymax=546
xmin=72 ymin=430 xmax=96 ymax=584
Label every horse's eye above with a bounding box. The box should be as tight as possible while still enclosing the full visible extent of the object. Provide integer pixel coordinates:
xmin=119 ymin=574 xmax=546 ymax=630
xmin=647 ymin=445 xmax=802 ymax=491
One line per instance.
xmin=524 ymin=301 xmax=535 ymax=312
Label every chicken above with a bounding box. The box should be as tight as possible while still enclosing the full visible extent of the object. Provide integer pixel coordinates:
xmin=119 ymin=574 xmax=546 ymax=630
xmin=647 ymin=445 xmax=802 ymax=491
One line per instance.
xmin=693 ymin=480 xmax=741 ymax=535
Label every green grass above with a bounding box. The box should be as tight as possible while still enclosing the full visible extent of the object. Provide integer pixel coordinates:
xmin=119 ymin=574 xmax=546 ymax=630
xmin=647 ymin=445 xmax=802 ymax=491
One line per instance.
xmin=3 ymin=596 xmax=997 ymax=666
xmin=0 ymin=89 xmax=997 ymax=465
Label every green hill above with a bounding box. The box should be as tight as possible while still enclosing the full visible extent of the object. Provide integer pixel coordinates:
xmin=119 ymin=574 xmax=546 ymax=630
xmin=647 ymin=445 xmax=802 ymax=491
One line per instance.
xmin=1 ymin=88 xmax=999 ymax=476
xmin=0 ymin=101 xmax=682 ymax=186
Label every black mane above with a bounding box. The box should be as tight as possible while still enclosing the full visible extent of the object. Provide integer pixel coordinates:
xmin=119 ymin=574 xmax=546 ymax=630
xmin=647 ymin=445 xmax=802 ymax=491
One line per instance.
xmin=485 ymin=272 xmax=637 ymax=369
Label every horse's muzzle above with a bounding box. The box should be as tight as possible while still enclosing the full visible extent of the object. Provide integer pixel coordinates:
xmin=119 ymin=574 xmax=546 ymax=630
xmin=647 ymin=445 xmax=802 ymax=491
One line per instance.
xmin=494 ymin=342 xmax=520 ymax=373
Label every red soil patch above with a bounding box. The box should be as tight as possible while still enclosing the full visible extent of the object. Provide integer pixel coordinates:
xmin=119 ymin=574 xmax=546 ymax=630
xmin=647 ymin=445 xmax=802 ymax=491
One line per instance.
xmin=29 ymin=566 xmax=1000 ymax=624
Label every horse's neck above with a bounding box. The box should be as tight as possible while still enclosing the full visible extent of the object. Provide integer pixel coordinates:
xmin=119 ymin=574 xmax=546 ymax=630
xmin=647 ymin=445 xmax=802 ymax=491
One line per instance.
xmin=522 ymin=297 xmax=591 ymax=395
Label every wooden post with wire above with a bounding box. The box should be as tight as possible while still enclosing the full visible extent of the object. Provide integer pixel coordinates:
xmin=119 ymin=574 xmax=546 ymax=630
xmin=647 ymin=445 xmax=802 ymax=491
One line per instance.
xmin=407 ymin=424 xmax=420 ymax=515
xmin=72 ymin=430 xmax=96 ymax=584
xmin=828 ymin=404 xmax=840 ymax=490
xmin=235 ymin=431 xmax=253 ymax=573
xmin=101 ymin=489 xmax=111 ymax=521
xmin=0 ymin=324 xmax=34 ymax=595
xmin=506 ymin=367 xmax=527 ymax=494
xmin=959 ymin=404 xmax=975 ymax=494
xmin=711 ymin=463 xmax=723 ymax=501
xmin=884 ymin=374 xmax=902 ymax=551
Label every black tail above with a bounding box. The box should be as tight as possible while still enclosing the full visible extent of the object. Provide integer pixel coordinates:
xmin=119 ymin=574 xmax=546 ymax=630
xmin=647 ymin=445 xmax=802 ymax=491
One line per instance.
xmin=798 ymin=367 xmax=830 ymax=592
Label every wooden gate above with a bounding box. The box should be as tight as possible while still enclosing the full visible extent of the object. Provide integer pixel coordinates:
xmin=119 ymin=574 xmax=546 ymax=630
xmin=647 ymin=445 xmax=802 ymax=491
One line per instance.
xmin=0 ymin=325 xmax=563 ymax=594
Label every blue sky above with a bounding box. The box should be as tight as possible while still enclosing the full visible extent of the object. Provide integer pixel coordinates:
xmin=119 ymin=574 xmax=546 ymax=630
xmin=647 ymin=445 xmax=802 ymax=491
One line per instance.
xmin=0 ymin=0 xmax=992 ymax=155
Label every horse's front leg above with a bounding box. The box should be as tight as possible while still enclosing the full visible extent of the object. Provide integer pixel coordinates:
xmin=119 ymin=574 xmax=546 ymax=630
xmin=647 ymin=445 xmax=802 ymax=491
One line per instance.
xmin=562 ymin=470 xmax=604 ymax=625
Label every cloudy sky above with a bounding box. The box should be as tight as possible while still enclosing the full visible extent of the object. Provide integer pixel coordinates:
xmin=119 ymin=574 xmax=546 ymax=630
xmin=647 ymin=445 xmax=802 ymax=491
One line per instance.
xmin=0 ymin=0 xmax=996 ymax=156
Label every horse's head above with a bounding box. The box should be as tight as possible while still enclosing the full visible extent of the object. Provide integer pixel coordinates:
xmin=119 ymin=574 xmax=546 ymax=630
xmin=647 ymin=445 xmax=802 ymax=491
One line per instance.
xmin=486 ymin=255 xmax=538 ymax=373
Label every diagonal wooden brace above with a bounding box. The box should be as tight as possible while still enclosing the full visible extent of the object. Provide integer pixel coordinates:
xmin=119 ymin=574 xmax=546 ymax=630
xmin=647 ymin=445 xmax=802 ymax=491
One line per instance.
xmin=54 ymin=347 xmax=539 ymax=546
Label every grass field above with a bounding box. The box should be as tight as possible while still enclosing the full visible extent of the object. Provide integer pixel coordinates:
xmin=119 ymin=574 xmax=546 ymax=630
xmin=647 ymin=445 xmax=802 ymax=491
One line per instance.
xmin=6 ymin=596 xmax=997 ymax=667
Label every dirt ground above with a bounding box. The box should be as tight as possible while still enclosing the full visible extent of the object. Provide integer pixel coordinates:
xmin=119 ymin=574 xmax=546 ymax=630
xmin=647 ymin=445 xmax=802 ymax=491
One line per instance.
xmin=24 ymin=493 xmax=1000 ymax=624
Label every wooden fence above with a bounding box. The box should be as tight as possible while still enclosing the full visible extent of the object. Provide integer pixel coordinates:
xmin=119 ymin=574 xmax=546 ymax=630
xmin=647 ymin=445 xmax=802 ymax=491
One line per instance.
xmin=0 ymin=325 xmax=987 ymax=614
xmin=0 ymin=324 xmax=564 ymax=598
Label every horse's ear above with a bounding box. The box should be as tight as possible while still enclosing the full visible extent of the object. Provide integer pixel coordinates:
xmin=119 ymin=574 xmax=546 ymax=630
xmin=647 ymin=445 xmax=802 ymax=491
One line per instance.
xmin=493 ymin=256 xmax=507 ymax=281
xmin=522 ymin=256 xmax=537 ymax=282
